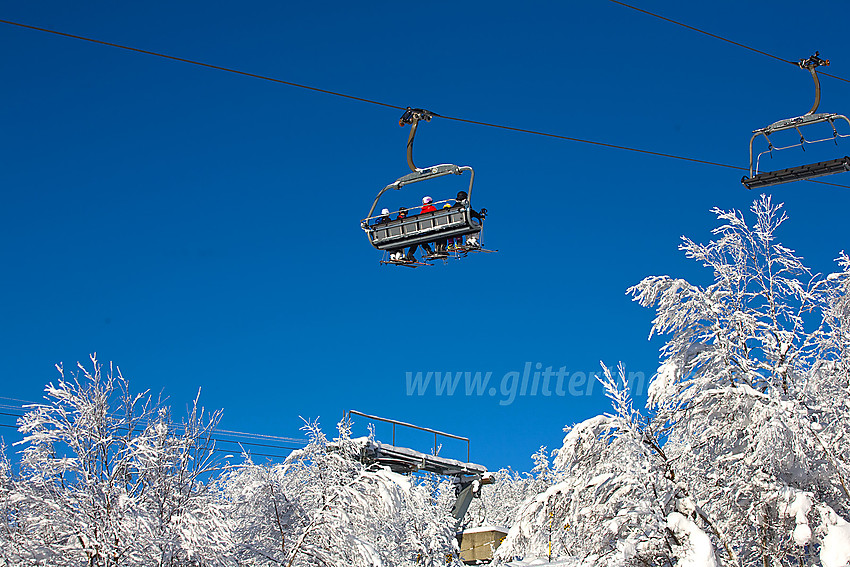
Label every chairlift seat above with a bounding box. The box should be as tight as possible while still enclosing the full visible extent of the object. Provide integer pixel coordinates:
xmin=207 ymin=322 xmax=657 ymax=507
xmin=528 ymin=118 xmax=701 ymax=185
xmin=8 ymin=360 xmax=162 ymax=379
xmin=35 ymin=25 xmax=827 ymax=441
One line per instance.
xmin=742 ymin=156 xmax=850 ymax=189
xmin=368 ymin=208 xmax=481 ymax=251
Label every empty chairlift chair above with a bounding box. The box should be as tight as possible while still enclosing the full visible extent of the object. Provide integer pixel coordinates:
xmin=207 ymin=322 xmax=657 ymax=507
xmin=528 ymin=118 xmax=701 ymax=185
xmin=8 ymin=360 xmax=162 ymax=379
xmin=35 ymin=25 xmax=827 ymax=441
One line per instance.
xmin=742 ymin=53 xmax=850 ymax=190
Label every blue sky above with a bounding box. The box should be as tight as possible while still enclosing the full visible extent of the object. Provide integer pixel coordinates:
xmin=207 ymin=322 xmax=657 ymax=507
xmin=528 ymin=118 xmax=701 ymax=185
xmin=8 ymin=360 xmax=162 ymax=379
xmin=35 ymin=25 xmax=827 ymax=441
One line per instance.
xmin=1 ymin=0 xmax=849 ymax=471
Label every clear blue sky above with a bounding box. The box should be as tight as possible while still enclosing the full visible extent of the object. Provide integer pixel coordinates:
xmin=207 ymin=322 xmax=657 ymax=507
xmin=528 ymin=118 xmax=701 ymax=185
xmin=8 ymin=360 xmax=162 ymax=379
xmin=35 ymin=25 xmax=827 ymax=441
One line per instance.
xmin=2 ymin=0 xmax=849 ymax=471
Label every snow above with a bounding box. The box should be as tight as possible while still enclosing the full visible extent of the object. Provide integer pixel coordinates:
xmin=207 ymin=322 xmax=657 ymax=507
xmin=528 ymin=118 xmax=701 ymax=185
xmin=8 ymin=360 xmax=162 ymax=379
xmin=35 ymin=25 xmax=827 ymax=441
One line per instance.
xmin=585 ymin=472 xmax=614 ymax=488
xmin=779 ymin=488 xmax=813 ymax=546
xmin=458 ymin=524 xmax=510 ymax=535
xmin=5 ymin=199 xmax=850 ymax=567
xmin=794 ymin=524 xmax=813 ymax=547
xmin=648 ymin=360 xmax=677 ymax=406
xmin=666 ymin=512 xmax=718 ymax=567
xmin=821 ymin=517 xmax=850 ymax=567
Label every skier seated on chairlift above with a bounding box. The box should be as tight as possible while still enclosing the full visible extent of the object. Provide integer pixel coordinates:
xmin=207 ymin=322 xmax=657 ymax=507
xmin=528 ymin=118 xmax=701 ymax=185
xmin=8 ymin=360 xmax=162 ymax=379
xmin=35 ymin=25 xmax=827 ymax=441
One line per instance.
xmin=420 ymin=195 xmax=437 ymax=214
xmin=436 ymin=202 xmax=453 ymax=253
xmin=372 ymin=208 xmax=391 ymax=226
xmin=387 ymin=207 xmax=409 ymax=262
xmin=449 ymin=190 xmax=487 ymax=250
xmin=453 ymin=191 xmax=485 ymax=222
xmin=405 ymin=196 xmax=439 ymax=262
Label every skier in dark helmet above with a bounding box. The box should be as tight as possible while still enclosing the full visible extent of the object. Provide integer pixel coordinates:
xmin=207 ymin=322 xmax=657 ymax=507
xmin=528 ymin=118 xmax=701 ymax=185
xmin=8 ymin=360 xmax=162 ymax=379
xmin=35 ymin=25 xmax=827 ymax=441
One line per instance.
xmin=453 ymin=190 xmax=486 ymax=223
xmin=373 ymin=208 xmax=391 ymax=226
xmin=448 ymin=190 xmax=487 ymax=250
xmin=387 ymin=207 xmax=409 ymax=262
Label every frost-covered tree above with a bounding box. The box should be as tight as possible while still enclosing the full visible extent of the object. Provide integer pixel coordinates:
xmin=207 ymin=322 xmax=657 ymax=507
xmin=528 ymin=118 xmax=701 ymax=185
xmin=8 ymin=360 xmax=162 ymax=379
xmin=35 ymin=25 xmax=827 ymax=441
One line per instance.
xmin=4 ymin=356 xmax=231 ymax=566
xmin=497 ymin=197 xmax=850 ymax=567
xmin=626 ymin=197 xmax=850 ymax=567
xmin=0 ymin=442 xmax=31 ymax=566
xmin=1 ymin=359 xmax=468 ymax=567
xmin=496 ymin=364 xmax=678 ymax=567
xmin=222 ymin=418 xmax=461 ymax=566
xmin=809 ymin=251 xmax=850 ymax=509
xmin=629 ymin=197 xmax=850 ymax=567
xmin=630 ymin=196 xmax=824 ymax=406
xmin=464 ymin=448 xmax=557 ymax=531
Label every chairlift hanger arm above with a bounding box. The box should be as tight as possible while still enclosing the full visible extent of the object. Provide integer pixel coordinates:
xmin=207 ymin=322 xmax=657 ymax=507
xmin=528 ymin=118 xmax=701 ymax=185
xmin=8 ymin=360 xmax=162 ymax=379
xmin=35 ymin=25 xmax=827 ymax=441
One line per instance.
xmin=400 ymin=107 xmax=439 ymax=172
xmin=799 ymin=51 xmax=830 ymax=116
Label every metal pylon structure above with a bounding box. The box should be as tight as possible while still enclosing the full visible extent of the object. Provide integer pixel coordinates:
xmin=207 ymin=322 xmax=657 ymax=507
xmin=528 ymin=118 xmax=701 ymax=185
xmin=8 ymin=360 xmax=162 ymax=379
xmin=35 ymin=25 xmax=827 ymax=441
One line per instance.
xmin=347 ymin=410 xmax=493 ymax=523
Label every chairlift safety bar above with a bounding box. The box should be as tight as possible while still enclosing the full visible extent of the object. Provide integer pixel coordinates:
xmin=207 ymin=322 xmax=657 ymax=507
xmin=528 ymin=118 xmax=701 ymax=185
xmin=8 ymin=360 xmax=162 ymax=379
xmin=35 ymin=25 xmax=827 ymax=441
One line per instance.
xmin=362 ymin=197 xmax=457 ymax=224
xmin=364 ymin=164 xmax=475 ymax=222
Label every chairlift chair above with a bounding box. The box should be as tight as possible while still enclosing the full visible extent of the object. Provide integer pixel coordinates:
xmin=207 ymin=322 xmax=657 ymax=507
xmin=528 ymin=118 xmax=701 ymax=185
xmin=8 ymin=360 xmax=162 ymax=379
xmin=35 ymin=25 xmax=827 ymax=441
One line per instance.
xmin=361 ymin=109 xmax=492 ymax=264
xmin=742 ymin=53 xmax=850 ymax=189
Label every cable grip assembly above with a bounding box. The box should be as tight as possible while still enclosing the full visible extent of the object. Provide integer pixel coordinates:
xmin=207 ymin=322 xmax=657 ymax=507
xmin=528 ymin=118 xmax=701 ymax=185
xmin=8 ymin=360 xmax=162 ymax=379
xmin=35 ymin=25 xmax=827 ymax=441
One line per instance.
xmin=399 ymin=107 xmax=435 ymax=172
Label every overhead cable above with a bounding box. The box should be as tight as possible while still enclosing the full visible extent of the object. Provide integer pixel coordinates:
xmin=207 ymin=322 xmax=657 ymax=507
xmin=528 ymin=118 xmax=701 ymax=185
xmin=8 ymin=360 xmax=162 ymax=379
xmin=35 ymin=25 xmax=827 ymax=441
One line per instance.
xmin=0 ymin=19 xmax=847 ymax=188
xmin=607 ymin=0 xmax=850 ymax=84
xmin=0 ymin=19 xmax=405 ymax=111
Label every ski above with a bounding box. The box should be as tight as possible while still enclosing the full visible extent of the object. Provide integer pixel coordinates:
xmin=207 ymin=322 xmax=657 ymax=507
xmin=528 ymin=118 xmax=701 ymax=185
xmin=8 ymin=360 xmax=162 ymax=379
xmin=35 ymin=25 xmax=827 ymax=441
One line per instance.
xmin=380 ymin=259 xmax=432 ymax=268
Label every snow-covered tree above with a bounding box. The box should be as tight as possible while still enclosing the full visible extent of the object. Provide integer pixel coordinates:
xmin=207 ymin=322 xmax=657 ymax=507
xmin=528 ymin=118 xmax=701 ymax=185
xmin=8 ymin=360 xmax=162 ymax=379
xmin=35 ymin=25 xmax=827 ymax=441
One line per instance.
xmin=626 ymin=197 xmax=850 ymax=567
xmin=464 ymin=449 xmax=558 ymax=531
xmin=497 ymin=197 xmax=850 ymax=567
xmin=222 ymin=418 xmax=461 ymax=566
xmin=4 ymin=356 xmax=231 ymax=566
xmin=1 ymin=360 xmax=468 ymax=567
xmin=465 ymin=467 xmax=534 ymax=529
xmin=496 ymin=364 xmax=677 ymax=567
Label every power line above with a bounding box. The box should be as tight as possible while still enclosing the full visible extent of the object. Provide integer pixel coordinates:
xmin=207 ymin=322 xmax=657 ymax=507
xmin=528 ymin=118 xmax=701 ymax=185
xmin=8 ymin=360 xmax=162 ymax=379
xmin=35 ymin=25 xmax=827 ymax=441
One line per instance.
xmin=0 ymin=396 xmax=38 ymax=405
xmin=0 ymin=409 xmax=300 ymax=454
xmin=607 ymin=1 xmax=794 ymax=67
xmin=212 ymin=438 xmax=301 ymax=451
xmin=213 ymin=428 xmax=305 ymax=444
xmin=0 ymin=397 xmax=306 ymax=446
xmin=438 ymin=113 xmax=743 ymax=170
xmin=212 ymin=446 xmax=290 ymax=460
xmin=0 ymin=18 xmax=848 ymax=189
xmin=0 ymin=20 xmax=787 ymax=177
xmin=607 ymin=0 xmax=850 ymax=84
xmin=0 ymin=424 xmax=292 ymax=458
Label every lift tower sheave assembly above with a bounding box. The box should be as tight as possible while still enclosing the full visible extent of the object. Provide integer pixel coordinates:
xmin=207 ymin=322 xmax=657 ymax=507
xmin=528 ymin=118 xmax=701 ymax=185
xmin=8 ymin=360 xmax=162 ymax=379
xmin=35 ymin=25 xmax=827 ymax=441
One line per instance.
xmin=346 ymin=410 xmax=493 ymax=524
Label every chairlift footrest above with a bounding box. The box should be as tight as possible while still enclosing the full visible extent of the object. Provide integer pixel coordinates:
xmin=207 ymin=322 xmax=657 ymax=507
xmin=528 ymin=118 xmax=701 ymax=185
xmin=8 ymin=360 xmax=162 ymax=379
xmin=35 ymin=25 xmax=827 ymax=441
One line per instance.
xmin=380 ymin=259 xmax=431 ymax=268
xmin=742 ymin=156 xmax=850 ymax=189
